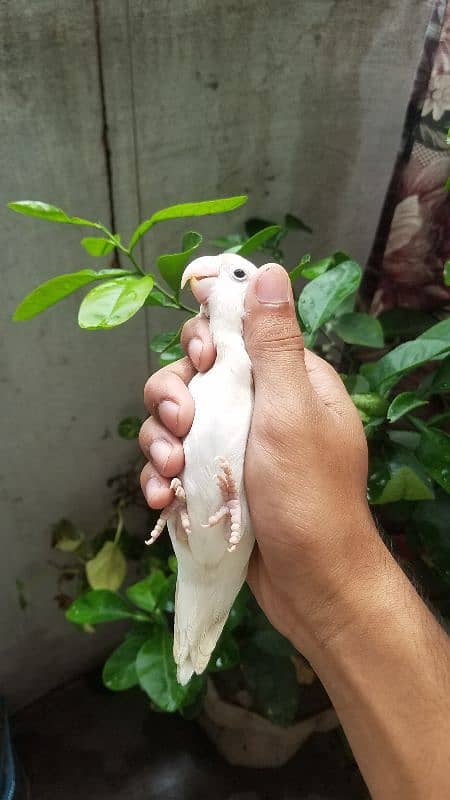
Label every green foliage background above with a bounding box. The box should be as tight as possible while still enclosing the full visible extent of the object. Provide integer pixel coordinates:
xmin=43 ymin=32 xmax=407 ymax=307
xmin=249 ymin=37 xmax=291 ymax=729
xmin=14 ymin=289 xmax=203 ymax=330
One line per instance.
xmin=10 ymin=195 xmax=450 ymax=723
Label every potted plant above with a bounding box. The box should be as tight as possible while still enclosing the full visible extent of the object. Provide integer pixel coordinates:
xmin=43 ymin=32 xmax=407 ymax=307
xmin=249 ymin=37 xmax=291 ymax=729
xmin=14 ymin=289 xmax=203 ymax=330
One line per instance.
xmin=9 ymin=196 xmax=450 ymax=767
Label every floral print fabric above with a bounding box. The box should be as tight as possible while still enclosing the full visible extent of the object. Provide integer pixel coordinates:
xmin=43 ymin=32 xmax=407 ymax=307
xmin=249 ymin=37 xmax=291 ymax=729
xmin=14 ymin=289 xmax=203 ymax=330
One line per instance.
xmin=368 ymin=0 xmax=450 ymax=313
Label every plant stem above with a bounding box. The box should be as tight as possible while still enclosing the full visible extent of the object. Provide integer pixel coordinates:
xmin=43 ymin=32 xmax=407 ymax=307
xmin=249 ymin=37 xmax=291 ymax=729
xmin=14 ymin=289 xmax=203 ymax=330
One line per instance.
xmin=126 ymin=251 xmax=146 ymax=276
xmin=97 ymin=222 xmax=147 ymax=276
xmin=152 ymin=280 xmax=197 ymax=315
xmin=99 ymin=221 xmax=197 ymax=312
xmin=428 ymin=410 xmax=450 ymax=427
xmin=113 ymin=505 xmax=125 ymax=546
xmin=178 ymin=302 xmax=198 ymax=315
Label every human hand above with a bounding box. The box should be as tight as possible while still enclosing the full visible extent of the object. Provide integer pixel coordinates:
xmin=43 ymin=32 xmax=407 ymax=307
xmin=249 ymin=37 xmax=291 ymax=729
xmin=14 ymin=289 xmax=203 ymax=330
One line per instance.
xmin=139 ymin=263 xmax=379 ymax=657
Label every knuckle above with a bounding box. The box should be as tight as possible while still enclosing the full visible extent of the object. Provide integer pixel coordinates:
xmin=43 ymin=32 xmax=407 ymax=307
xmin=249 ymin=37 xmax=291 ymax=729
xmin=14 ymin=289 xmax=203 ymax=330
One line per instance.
xmin=171 ymin=356 xmax=195 ymax=383
xmin=180 ymin=317 xmax=196 ymax=346
xmin=249 ymin=316 xmax=304 ymax=357
xmin=143 ymin=373 xmax=162 ymax=410
xmin=138 ymin=417 xmax=154 ymax=451
xmin=139 ymin=465 xmax=149 ymax=491
xmin=139 ymin=462 xmax=154 ymax=492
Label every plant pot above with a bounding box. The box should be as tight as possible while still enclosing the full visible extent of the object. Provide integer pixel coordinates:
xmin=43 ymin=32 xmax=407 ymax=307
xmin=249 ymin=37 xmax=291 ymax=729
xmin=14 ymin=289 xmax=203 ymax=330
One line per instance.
xmin=199 ymin=679 xmax=339 ymax=768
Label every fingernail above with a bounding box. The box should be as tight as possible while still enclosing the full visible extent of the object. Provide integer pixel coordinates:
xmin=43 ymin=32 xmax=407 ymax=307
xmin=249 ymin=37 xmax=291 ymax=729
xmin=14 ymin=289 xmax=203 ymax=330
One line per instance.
xmin=145 ymin=477 xmax=163 ymax=503
xmin=149 ymin=440 xmax=173 ymax=470
xmin=256 ymin=265 xmax=291 ymax=305
xmin=158 ymin=399 xmax=179 ymax=429
xmin=187 ymin=337 xmax=203 ymax=368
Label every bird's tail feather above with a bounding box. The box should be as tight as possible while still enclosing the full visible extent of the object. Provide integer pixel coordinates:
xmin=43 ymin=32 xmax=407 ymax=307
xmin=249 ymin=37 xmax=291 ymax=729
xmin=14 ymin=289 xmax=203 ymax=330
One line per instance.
xmin=173 ymin=567 xmax=246 ymax=686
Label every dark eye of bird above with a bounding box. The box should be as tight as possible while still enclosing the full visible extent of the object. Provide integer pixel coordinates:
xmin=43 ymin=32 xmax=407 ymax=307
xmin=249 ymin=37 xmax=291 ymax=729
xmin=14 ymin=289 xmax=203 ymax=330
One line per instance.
xmin=233 ymin=268 xmax=246 ymax=280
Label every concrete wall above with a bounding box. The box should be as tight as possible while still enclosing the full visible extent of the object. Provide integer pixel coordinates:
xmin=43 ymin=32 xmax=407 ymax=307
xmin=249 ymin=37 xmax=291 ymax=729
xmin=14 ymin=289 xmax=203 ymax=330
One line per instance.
xmin=1 ymin=0 xmax=431 ymax=708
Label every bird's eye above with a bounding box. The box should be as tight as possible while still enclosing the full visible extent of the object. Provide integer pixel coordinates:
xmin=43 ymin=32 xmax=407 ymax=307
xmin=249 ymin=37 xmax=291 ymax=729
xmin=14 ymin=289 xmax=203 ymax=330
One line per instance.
xmin=233 ymin=268 xmax=247 ymax=281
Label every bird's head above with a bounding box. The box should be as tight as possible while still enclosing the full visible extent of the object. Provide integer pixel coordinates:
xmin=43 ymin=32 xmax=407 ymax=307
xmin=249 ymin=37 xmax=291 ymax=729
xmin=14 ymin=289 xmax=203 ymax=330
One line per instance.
xmin=181 ymin=254 xmax=257 ymax=325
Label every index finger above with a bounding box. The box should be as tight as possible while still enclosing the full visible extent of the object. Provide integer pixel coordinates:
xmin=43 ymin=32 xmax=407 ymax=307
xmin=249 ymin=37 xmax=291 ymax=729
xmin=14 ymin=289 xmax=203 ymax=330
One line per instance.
xmin=180 ymin=315 xmax=216 ymax=372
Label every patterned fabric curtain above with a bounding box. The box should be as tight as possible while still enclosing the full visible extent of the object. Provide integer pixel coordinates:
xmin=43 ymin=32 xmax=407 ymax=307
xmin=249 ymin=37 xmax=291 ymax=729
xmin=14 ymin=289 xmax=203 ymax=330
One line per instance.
xmin=366 ymin=0 xmax=450 ymax=314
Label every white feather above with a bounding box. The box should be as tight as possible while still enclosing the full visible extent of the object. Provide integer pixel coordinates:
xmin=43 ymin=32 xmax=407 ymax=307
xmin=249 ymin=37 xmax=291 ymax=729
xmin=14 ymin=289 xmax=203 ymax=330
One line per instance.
xmin=168 ymin=254 xmax=258 ymax=684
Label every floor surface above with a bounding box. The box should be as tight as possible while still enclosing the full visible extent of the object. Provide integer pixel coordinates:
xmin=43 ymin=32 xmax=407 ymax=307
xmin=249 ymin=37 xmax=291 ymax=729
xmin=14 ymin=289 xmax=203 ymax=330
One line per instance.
xmin=12 ymin=673 xmax=369 ymax=799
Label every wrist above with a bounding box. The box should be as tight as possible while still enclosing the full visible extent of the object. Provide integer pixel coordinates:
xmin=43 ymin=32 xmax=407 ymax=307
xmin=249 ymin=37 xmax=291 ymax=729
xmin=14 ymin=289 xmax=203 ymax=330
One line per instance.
xmin=292 ymin=521 xmax=450 ymax=800
xmin=289 ymin=514 xmax=393 ymax=660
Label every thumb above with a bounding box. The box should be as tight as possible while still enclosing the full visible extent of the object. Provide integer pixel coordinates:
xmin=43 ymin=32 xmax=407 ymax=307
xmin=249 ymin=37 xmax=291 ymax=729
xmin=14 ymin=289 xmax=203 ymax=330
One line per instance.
xmin=244 ymin=263 xmax=309 ymax=396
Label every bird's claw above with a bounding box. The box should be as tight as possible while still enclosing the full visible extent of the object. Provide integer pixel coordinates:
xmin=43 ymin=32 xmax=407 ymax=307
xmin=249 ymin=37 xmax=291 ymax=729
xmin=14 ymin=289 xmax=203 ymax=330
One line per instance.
xmin=203 ymin=459 xmax=242 ymax=551
xmin=145 ymin=478 xmax=191 ymax=546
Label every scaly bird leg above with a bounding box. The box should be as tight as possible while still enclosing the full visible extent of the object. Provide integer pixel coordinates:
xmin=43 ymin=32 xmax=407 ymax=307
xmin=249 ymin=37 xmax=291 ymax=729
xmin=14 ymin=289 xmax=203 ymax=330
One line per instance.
xmin=145 ymin=478 xmax=191 ymax=546
xmin=202 ymin=459 xmax=243 ymax=552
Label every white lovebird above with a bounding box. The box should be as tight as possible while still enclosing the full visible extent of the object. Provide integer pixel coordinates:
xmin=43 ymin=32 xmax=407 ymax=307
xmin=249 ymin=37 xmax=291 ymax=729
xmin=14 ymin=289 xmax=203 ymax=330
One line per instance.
xmin=146 ymin=253 xmax=258 ymax=685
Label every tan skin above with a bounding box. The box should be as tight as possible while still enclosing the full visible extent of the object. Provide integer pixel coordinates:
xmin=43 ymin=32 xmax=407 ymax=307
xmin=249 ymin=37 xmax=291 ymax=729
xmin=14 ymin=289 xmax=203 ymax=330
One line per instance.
xmin=139 ymin=264 xmax=450 ymax=799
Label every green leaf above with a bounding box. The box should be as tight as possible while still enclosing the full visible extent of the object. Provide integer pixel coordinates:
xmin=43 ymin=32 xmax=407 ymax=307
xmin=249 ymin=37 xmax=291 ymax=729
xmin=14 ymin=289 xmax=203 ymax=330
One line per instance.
xmin=414 ymin=421 xmax=450 ymax=494
xmin=341 ymin=374 xmax=370 ymax=394
xmin=78 ymin=275 xmax=153 ymax=329
xmin=387 ymin=430 xmax=421 ymax=450
xmin=150 ymin=331 xmax=179 ymax=353
xmin=332 ymin=250 xmax=351 ymax=265
xmin=236 ymin=225 xmax=282 ymax=257
xmin=303 ymin=331 xmax=317 ymax=349
xmin=208 ymin=632 xmax=240 ymax=672
xmin=149 ymin=331 xmax=183 ymax=364
xmin=13 ymin=269 xmax=131 ymax=321
xmin=129 ymin=195 xmax=247 ymax=251
xmin=225 ymin=584 xmax=250 ymax=631
xmin=363 ymin=416 xmax=385 ymax=438
xmin=103 ymin=632 xmax=150 ymax=691
xmin=387 ymin=392 xmax=428 ymax=423
xmin=117 ymin=416 xmax=142 ymax=440
xmin=86 ymin=541 xmax=127 ymax=591
xmin=157 ymin=573 xmax=177 ymax=613
xmin=7 ymin=200 xmax=102 ymax=228
xmin=362 ymin=339 xmax=450 ymax=395
xmin=301 ymin=256 xmax=334 ymax=280
xmin=251 ymin=629 xmax=296 ymax=658
xmin=159 ymin=344 xmax=184 ymax=364
xmin=126 ymin=570 xmax=167 ymax=613
xmin=51 ymin=518 xmax=85 ymax=553
xmin=179 ymin=676 xmax=207 ymax=719
xmin=446 ymin=177 xmax=450 ymax=192
xmin=351 ymin=393 xmax=389 ymax=418
xmin=242 ymin=645 xmax=300 ymax=726
xmin=298 ymin=260 xmax=362 ymax=333
xmin=427 ymin=356 xmax=450 ymax=395
xmin=288 ymin=253 xmax=311 ymax=283
xmin=409 ymin=490 xmax=450 ymax=585
xmin=420 ymin=317 xmax=450 ymax=342
xmin=168 ymin=555 xmax=178 ymax=573
xmin=145 ymin=288 xmax=180 ymax=309
xmin=244 ymin=217 xmax=277 ymax=237
xmin=368 ymin=448 xmax=434 ymax=505
xmin=284 ymin=213 xmax=312 ymax=233
xmin=333 ymin=312 xmax=384 ymax=348
xmin=81 ymin=237 xmax=115 ymax=257
xmin=136 ymin=626 xmax=193 ymax=711
xmin=444 ymin=260 xmax=450 ymax=286
xmin=211 ymin=234 xmax=245 ymax=249
xmin=379 ymin=308 xmax=436 ymax=340
xmin=157 ymin=231 xmax=203 ymax=294
xmin=66 ymin=590 xmax=138 ymax=625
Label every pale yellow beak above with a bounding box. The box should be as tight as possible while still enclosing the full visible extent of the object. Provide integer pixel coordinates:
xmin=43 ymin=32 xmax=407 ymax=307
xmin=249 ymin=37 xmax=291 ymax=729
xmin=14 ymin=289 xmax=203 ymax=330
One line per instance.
xmin=181 ymin=258 xmax=220 ymax=304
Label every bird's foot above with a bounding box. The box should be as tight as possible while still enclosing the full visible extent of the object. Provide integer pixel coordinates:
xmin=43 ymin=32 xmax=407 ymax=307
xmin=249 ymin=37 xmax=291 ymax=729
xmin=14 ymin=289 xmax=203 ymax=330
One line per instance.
xmin=202 ymin=459 xmax=242 ymax=552
xmin=145 ymin=478 xmax=191 ymax=546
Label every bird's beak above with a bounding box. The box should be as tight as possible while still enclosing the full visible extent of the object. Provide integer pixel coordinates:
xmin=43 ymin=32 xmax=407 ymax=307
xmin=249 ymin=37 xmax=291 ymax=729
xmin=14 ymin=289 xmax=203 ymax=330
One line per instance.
xmin=181 ymin=259 xmax=219 ymax=304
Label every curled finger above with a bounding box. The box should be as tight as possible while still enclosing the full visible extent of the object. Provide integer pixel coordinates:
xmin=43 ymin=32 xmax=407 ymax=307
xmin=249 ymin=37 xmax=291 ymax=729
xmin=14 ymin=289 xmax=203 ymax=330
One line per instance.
xmin=181 ymin=315 xmax=216 ymax=372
